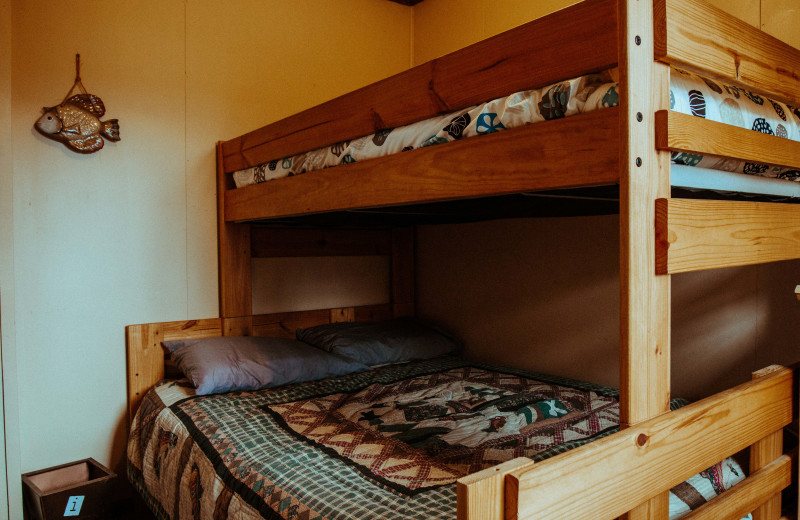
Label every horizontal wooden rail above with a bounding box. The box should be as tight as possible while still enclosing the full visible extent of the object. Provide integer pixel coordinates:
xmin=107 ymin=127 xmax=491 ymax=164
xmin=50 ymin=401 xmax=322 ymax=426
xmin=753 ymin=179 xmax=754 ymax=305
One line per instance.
xmin=225 ymin=108 xmax=620 ymax=222
xmin=656 ymin=110 xmax=800 ymax=171
xmin=219 ymin=0 xmax=618 ymax=174
xmin=504 ymin=366 xmax=793 ymax=520
xmin=654 ymin=0 xmax=800 ymax=104
xmin=250 ymin=304 xmax=393 ymax=337
xmin=655 ymin=198 xmax=800 ymax=274
xmin=251 ymin=227 xmax=392 ymax=258
xmin=682 ymin=454 xmax=793 ymax=520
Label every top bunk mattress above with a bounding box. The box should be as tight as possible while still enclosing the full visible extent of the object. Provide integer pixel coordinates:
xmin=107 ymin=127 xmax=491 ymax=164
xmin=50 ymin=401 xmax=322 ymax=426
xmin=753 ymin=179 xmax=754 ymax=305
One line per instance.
xmin=232 ymin=69 xmax=800 ymax=198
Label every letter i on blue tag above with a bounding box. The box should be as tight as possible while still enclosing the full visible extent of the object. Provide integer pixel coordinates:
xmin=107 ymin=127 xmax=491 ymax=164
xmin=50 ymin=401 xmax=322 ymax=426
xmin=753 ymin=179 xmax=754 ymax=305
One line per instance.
xmin=63 ymin=495 xmax=84 ymax=516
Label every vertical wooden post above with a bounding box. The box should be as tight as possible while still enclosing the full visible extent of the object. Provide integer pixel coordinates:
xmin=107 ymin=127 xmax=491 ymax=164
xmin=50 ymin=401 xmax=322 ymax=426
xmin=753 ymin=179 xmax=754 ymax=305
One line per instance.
xmin=618 ymin=0 xmax=671 ymax=518
xmin=391 ymin=226 xmax=415 ymax=318
xmin=216 ymin=143 xmax=252 ymax=320
xmin=126 ymin=323 xmax=166 ymax=424
xmin=750 ymin=366 xmax=784 ymax=520
xmin=455 ymin=457 xmax=534 ymax=520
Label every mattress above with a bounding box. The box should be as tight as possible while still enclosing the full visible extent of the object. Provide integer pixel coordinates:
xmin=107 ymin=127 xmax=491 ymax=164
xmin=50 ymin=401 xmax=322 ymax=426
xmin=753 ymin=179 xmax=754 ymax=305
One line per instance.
xmin=128 ymin=356 xmax=750 ymax=520
xmin=232 ymin=69 xmax=800 ymax=198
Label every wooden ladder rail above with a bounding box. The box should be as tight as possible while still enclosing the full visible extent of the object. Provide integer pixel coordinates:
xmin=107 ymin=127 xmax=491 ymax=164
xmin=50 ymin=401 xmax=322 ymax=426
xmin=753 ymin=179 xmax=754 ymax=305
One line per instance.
xmin=501 ymin=366 xmax=794 ymax=520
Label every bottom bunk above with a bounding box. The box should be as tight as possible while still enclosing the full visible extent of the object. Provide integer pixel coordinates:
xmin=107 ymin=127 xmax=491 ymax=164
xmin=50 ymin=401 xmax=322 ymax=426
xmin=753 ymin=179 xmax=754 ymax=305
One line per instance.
xmin=125 ymin=314 xmax=795 ymax=520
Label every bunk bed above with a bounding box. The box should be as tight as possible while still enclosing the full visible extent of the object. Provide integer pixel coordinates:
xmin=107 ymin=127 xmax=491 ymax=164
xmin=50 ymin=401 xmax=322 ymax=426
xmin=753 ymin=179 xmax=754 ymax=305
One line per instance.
xmin=126 ymin=0 xmax=799 ymax=519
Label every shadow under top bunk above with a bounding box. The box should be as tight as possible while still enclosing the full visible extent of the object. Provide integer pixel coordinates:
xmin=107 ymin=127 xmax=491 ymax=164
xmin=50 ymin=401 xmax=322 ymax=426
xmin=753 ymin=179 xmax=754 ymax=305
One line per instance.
xmin=243 ymin=184 xmax=800 ymax=228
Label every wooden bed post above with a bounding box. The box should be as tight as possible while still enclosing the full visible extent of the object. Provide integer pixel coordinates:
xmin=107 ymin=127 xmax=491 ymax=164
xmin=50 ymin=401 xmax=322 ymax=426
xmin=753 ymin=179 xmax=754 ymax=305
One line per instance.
xmin=216 ymin=142 xmax=252 ymax=320
xmin=619 ymin=0 xmax=671 ymax=518
xmin=750 ymin=366 xmax=785 ymax=520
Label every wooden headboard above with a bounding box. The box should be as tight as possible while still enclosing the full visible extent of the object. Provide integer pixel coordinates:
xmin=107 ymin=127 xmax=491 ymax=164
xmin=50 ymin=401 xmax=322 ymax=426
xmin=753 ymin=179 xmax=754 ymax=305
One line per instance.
xmin=127 ymin=224 xmax=415 ymax=423
xmin=125 ymin=304 xmax=395 ymax=424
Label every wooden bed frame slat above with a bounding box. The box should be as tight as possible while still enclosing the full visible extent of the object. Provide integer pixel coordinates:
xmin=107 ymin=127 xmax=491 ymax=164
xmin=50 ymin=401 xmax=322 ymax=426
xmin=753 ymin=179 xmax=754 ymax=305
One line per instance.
xmin=654 ymin=0 xmax=800 ymax=105
xmin=750 ymin=366 xmax=788 ymax=520
xmin=504 ymin=366 xmax=794 ymax=520
xmin=251 ymin=227 xmax=392 ymax=258
xmin=219 ymin=0 xmax=618 ymax=174
xmin=656 ymin=110 xmax=800 ymax=171
xmin=656 ymin=198 xmax=800 ymax=274
xmin=250 ymin=309 xmax=331 ymax=338
xmin=681 ymin=454 xmax=793 ymax=520
xmin=217 ymin=143 xmax=252 ymax=318
xmin=249 ymin=305 xmax=394 ymax=337
xmin=751 ymin=432 xmax=785 ymax=519
xmin=224 ymin=109 xmax=621 ymax=222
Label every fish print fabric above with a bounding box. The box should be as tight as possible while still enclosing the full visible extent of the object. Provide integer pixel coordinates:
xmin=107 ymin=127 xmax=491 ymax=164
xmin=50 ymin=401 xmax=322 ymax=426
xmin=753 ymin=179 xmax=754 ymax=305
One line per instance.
xmin=128 ymin=356 xmax=745 ymax=520
xmin=670 ymin=68 xmax=800 ymax=180
xmin=669 ymin=459 xmax=752 ymax=520
xmin=232 ymin=68 xmax=800 ymax=188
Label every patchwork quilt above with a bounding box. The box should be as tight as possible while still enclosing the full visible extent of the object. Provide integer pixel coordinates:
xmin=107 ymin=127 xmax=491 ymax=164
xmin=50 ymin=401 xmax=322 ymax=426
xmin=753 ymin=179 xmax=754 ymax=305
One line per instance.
xmin=232 ymin=68 xmax=800 ymax=189
xmin=128 ymin=356 xmax=745 ymax=520
xmin=129 ymin=357 xmax=622 ymax=519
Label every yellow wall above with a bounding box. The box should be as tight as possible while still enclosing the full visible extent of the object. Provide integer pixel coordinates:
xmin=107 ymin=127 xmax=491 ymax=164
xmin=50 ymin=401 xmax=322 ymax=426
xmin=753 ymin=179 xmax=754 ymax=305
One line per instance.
xmin=185 ymin=0 xmax=412 ymax=318
xmin=2 ymin=1 xmax=411 ymax=512
xmin=412 ymin=0 xmax=579 ymax=64
xmin=413 ymin=0 xmax=800 ymax=400
xmin=412 ymin=0 xmax=799 ymax=64
xmin=762 ymin=0 xmax=800 ymax=48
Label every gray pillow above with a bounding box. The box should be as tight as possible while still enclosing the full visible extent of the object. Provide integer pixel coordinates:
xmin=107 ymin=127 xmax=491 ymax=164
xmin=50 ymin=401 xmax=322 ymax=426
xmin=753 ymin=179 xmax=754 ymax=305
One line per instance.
xmin=296 ymin=317 xmax=461 ymax=366
xmin=161 ymin=336 xmax=370 ymax=395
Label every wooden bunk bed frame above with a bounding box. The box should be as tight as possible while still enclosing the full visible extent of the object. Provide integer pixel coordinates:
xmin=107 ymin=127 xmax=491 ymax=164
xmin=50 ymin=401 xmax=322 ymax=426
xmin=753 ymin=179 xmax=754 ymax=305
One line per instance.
xmin=126 ymin=0 xmax=800 ymax=519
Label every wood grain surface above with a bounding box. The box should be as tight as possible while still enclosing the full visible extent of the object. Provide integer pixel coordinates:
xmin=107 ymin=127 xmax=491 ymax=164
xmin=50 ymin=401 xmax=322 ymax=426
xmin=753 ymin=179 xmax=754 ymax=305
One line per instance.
xmin=656 ymin=198 xmax=800 ymax=274
xmin=654 ymin=0 xmax=800 ymax=105
xmin=224 ymin=109 xmax=620 ymax=222
xmin=656 ymin=110 xmax=800 ymax=171
xmin=505 ymin=367 xmax=793 ymax=520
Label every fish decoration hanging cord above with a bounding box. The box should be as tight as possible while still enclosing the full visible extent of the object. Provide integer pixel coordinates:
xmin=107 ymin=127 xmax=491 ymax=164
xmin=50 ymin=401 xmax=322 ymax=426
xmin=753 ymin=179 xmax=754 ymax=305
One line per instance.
xmin=34 ymin=54 xmax=120 ymax=153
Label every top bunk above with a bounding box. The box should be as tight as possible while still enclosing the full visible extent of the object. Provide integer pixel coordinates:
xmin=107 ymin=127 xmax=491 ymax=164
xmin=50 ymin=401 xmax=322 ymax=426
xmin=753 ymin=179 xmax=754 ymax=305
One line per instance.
xmin=216 ymin=0 xmax=800 ymax=225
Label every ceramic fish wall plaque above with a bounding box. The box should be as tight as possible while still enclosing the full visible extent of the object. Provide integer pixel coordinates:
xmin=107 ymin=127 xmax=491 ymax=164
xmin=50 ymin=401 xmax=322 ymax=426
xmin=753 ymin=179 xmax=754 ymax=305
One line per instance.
xmin=35 ymin=94 xmax=120 ymax=153
xmin=34 ymin=54 xmax=120 ymax=154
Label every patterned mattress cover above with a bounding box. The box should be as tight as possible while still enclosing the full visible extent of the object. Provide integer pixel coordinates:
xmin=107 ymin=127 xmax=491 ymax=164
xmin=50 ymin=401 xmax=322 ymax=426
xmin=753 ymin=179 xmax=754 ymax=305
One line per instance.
xmin=128 ymin=356 xmax=749 ymax=520
xmin=232 ymin=68 xmax=800 ymax=190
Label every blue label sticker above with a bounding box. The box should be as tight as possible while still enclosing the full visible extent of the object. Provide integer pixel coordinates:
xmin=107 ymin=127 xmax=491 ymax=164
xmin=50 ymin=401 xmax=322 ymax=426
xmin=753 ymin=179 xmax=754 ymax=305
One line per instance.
xmin=64 ymin=495 xmax=84 ymax=517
